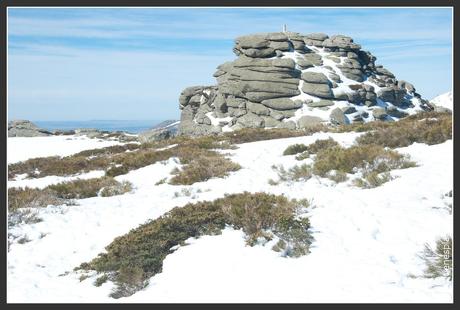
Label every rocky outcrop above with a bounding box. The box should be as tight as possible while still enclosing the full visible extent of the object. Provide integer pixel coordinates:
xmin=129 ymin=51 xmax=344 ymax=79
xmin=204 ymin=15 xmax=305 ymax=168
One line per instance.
xmin=178 ymin=31 xmax=431 ymax=136
xmin=138 ymin=120 xmax=179 ymax=143
xmin=8 ymin=120 xmax=53 ymax=137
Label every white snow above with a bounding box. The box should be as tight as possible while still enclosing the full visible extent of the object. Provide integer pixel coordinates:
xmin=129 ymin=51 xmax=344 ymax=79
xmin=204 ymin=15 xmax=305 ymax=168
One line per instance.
xmin=8 ymin=170 xmax=106 ymax=189
xmin=7 ymin=135 xmax=124 ymax=164
xmin=281 ymin=45 xmax=426 ymax=125
xmin=431 ymin=91 xmax=453 ymax=111
xmin=7 ymin=132 xmax=453 ymax=303
xmin=206 ymin=112 xmax=233 ymax=127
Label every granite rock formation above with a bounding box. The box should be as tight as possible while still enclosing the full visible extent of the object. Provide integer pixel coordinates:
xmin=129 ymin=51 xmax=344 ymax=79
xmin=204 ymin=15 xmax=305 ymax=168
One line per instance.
xmin=178 ymin=31 xmax=432 ymax=136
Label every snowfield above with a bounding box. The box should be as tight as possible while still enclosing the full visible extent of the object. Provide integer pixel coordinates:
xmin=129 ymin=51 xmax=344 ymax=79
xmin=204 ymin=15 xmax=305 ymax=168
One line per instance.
xmin=7 ymin=132 xmax=453 ymax=303
xmin=431 ymin=91 xmax=453 ymax=111
xmin=7 ymin=135 xmax=124 ymax=164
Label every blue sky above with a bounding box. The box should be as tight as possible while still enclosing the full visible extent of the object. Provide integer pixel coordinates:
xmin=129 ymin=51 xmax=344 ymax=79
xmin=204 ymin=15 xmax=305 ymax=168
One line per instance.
xmin=8 ymin=7 xmax=452 ymax=121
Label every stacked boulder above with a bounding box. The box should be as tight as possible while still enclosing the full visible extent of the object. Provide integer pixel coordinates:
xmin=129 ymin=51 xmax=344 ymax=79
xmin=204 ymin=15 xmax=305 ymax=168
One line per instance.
xmin=178 ymin=31 xmax=432 ymax=136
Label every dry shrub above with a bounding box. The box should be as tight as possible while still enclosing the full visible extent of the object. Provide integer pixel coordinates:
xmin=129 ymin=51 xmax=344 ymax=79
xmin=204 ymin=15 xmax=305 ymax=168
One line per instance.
xmin=356 ymin=112 xmax=451 ymax=148
xmin=170 ymin=147 xmax=241 ymax=185
xmin=8 ymin=187 xmax=66 ymax=211
xmin=312 ymin=144 xmax=415 ymax=177
xmin=8 ymin=177 xmax=133 ymax=211
xmin=223 ymin=126 xmax=327 ymax=144
xmin=75 ymin=143 xmax=141 ymax=157
xmin=48 ymin=177 xmax=131 ymax=199
xmin=304 ymin=138 xmax=340 ymax=154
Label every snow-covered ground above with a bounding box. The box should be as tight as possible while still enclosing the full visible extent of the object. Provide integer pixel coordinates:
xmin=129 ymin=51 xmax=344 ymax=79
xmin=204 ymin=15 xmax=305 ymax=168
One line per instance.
xmin=7 ymin=132 xmax=453 ymax=303
xmin=7 ymin=135 xmax=125 ymax=164
xmin=431 ymin=91 xmax=453 ymax=111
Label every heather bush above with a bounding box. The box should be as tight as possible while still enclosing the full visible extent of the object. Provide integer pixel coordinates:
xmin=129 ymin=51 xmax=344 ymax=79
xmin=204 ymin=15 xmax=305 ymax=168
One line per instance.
xmin=79 ymin=192 xmax=312 ymax=298
xmin=356 ymin=112 xmax=451 ymax=148
xmin=170 ymin=149 xmax=241 ymax=185
xmin=283 ymin=144 xmax=309 ymax=156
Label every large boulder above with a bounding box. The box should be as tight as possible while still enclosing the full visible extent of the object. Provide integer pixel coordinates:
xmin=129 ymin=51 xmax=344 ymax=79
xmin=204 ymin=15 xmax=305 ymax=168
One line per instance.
xmin=8 ymin=120 xmax=53 ymax=137
xmin=302 ymin=82 xmax=334 ymax=99
xmin=218 ymin=57 xmax=301 ymax=102
xmin=373 ymin=108 xmax=388 ymax=120
xmin=304 ymin=33 xmax=329 ymax=47
xmin=236 ymin=112 xmax=265 ymax=128
xmin=297 ymin=115 xmax=323 ymax=128
xmin=302 ymin=53 xmax=323 ymax=66
xmin=329 ymin=108 xmax=348 ymax=125
xmin=261 ymin=98 xmax=303 ymax=110
xmin=307 ymin=100 xmax=335 ymax=108
xmin=139 ymin=120 xmax=179 ymax=142
xmin=322 ymin=35 xmax=361 ymax=51
xmin=301 ymin=72 xmax=330 ymax=84
xmin=377 ymin=86 xmax=407 ymax=106
xmin=246 ymin=101 xmax=271 ymax=116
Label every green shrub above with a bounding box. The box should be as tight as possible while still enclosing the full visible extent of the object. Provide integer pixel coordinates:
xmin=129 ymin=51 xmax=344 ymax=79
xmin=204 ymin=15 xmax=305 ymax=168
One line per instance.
xmin=94 ymin=274 xmax=109 ymax=287
xmin=419 ymin=236 xmax=452 ymax=281
xmin=79 ymin=192 xmax=312 ymax=298
xmin=283 ymin=144 xmax=309 ymax=156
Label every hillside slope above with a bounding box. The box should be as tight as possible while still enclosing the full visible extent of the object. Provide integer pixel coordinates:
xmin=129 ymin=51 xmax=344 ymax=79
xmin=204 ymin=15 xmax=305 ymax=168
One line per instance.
xmin=431 ymin=91 xmax=453 ymax=111
xmin=7 ymin=122 xmax=453 ymax=302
